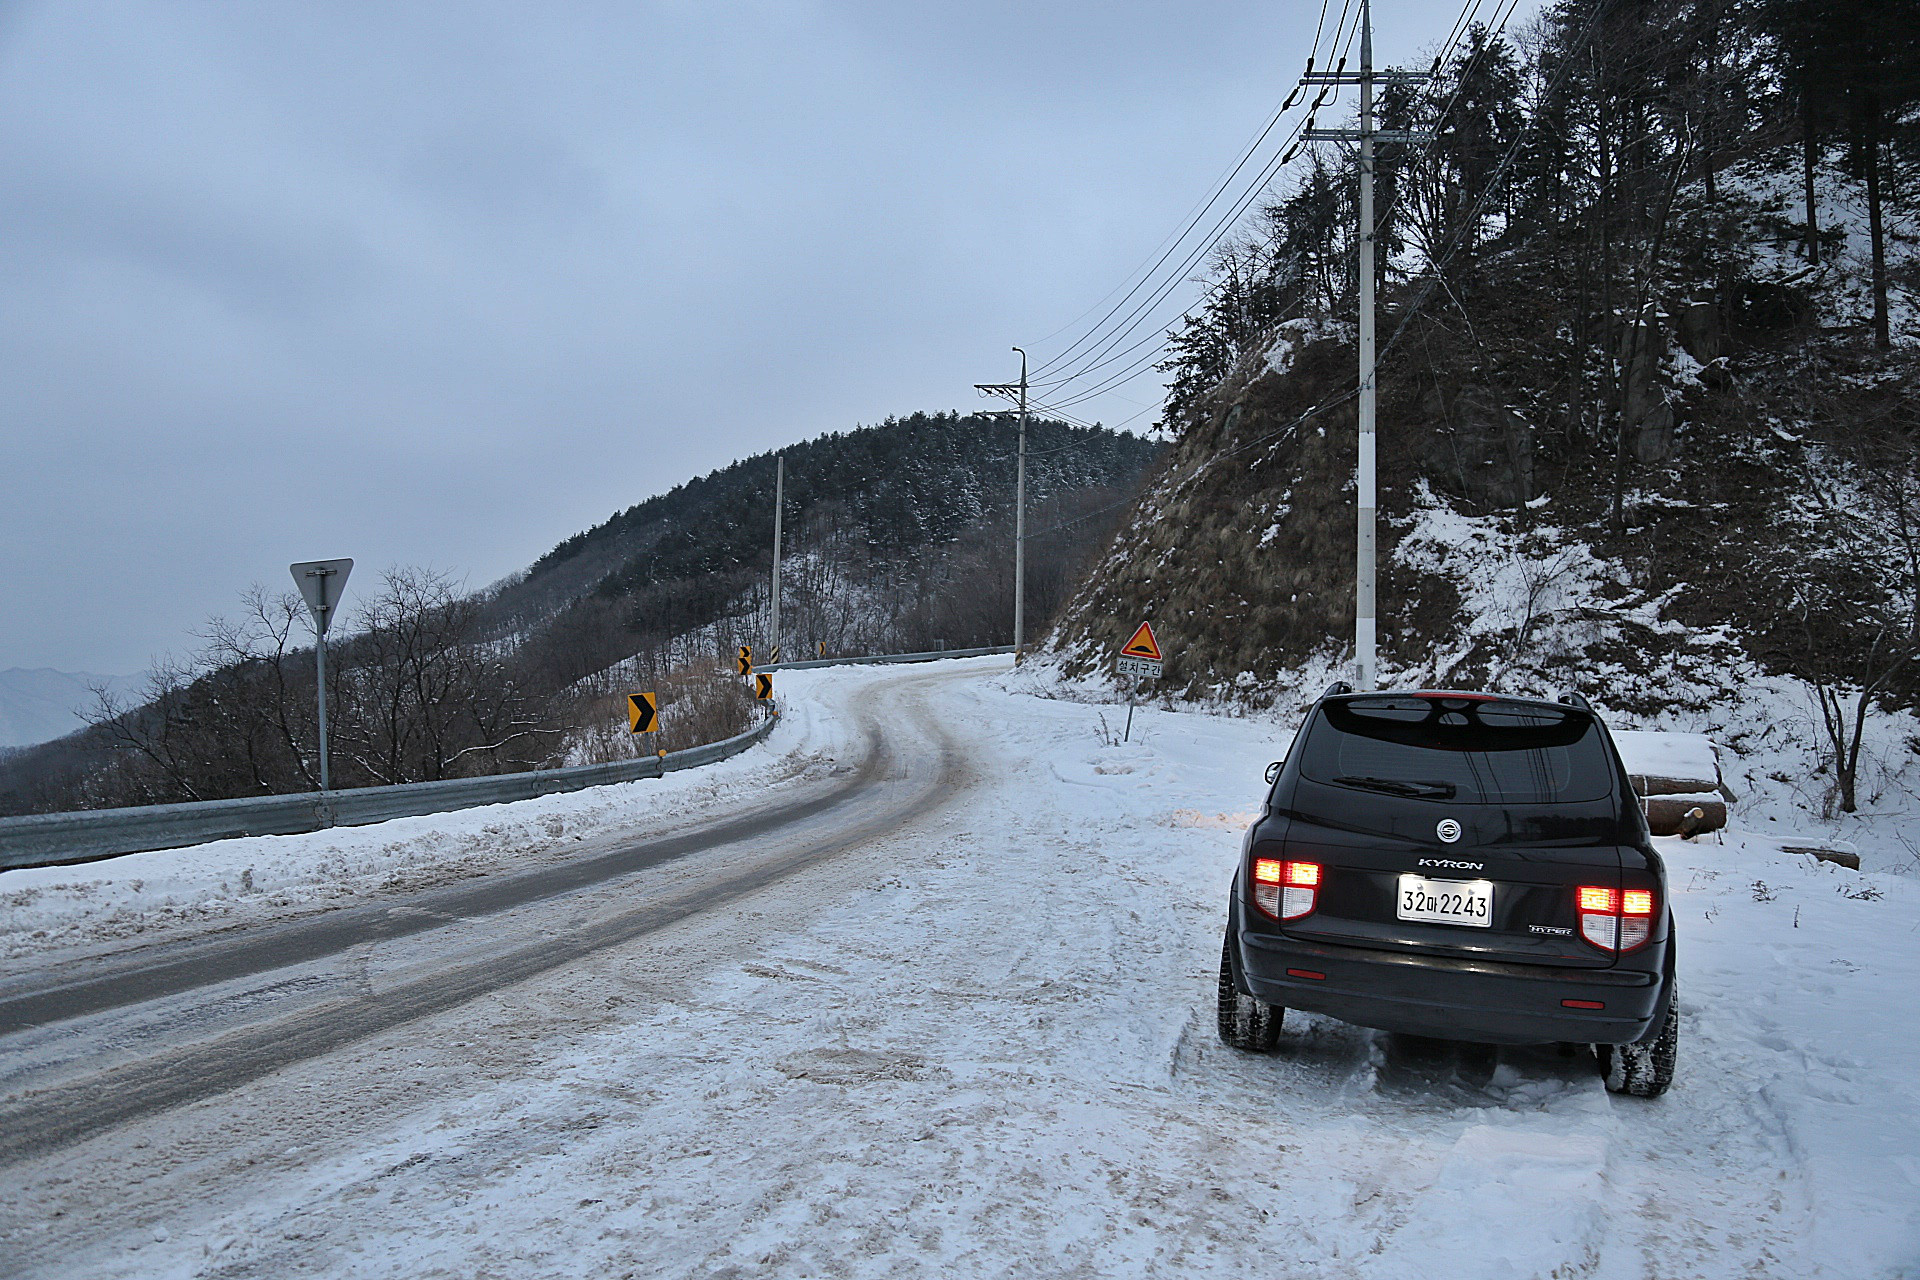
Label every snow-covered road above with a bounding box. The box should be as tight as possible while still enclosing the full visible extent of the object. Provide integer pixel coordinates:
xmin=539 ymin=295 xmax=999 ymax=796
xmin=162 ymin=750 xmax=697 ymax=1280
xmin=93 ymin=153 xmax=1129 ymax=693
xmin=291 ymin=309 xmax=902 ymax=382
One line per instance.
xmin=2 ymin=658 xmax=1916 ymax=1278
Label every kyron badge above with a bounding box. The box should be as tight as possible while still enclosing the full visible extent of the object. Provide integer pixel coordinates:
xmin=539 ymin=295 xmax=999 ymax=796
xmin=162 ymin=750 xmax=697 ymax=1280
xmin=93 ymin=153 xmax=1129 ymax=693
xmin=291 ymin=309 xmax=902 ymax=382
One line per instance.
xmin=1435 ymin=818 xmax=1463 ymax=844
xmin=1419 ymin=857 xmax=1483 ymax=871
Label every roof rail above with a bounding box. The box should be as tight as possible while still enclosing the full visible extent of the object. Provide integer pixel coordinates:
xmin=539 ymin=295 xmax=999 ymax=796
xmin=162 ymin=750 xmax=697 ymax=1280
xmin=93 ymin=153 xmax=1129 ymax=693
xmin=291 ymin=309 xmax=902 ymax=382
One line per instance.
xmin=1322 ymin=680 xmax=1354 ymax=699
xmin=1558 ymin=690 xmax=1594 ymax=711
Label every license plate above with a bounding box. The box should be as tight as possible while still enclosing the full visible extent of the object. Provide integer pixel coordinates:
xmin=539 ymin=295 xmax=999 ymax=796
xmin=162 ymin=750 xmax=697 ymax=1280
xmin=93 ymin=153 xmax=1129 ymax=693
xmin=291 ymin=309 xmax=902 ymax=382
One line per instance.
xmin=1397 ymin=874 xmax=1494 ymax=928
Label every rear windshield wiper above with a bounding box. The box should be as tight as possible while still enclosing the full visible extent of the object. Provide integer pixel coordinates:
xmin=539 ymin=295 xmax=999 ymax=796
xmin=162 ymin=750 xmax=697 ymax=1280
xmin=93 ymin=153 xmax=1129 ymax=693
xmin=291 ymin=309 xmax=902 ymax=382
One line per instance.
xmin=1332 ymin=775 xmax=1457 ymax=799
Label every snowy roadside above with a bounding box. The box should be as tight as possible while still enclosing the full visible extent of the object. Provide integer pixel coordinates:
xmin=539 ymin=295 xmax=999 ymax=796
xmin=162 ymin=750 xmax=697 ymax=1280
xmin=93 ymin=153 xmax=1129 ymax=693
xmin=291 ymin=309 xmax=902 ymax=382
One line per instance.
xmin=13 ymin=662 xmax=1915 ymax=1279
xmin=0 ymin=662 xmax=899 ymax=965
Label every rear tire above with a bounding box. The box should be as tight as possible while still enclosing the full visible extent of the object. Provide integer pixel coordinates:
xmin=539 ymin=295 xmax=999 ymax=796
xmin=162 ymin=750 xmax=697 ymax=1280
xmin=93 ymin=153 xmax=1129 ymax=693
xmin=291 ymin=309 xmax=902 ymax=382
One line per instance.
xmin=1597 ymin=982 xmax=1678 ymax=1097
xmin=1217 ymin=932 xmax=1284 ymax=1052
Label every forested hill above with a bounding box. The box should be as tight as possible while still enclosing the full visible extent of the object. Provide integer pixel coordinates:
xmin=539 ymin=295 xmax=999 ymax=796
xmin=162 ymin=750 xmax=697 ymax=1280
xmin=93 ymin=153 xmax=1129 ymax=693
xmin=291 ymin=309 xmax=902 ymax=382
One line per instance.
xmin=1045 ymin=0 xmax=1918 ymax=815
xmin=1 ymin=412 xmax=1157 ymax=815
xmin=486 ymin=411 xmax=1162 ymax=684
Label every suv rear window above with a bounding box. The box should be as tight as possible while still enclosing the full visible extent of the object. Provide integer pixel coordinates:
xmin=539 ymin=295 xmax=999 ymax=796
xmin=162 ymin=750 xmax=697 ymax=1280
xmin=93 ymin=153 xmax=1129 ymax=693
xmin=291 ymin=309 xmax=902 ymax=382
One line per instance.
xmin=1297 ymin=696 xmax=1614 ymax=805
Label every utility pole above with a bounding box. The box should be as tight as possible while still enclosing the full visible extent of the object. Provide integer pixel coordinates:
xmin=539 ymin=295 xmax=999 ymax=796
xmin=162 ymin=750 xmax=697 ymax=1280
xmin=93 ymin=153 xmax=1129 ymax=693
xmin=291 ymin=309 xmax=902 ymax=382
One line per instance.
xmin=974 ymin=348 xmax=1030 ymax=661
xmin=770 ymin=454 xmax=784 ymax=660
xmin=1013 ymin=346 xmax=1029 ymax=663
xmin=1302 ymin=0 xmax=1427 ymax=690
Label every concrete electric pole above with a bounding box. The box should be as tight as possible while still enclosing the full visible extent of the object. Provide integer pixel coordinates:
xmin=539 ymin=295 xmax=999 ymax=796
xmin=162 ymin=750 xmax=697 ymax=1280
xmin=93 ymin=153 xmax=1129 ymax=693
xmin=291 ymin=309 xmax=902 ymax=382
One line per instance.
xmin=1302 ymin=0 xmax=1427 ymax=690
xmin=770 ymin=454 xmax=784 ymax=661
xmin=974 ymin=348 xmax=1030 ymax=662
xmin=1013 ymin=347 xmax=1029 ymax=663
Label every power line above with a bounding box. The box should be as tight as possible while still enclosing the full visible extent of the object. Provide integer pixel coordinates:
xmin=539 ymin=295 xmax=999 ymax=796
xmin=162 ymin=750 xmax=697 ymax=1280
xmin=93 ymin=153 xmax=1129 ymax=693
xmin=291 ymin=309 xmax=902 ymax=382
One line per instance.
xmin=1027 ymin=0 xmax=1609 ymax=546
xmin=1170 ymin=0 xmax=1618 ymax=482
xmin=998 ymin=0 xmax=1523 ymax=460
xmin=1022 ymin=89 xmax=1321 ymax=358
xmin=1026 ymin=12 xmax=1375 ymax=389
xmin=1027 ymin=103 xmax=1311 ymax=382
xmin=1027 ymin=108 xmax=1319 ymax=390
xmin=1029 ymin=12 xmax=1382 ymax=395
xmin=1034 ymin=0 xmax=1525 ymax=417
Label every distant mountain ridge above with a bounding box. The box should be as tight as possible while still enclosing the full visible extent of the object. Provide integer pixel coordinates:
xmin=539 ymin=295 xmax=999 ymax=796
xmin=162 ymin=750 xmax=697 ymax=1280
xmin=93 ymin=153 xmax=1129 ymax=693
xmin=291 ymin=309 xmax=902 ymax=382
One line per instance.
xmin=483 ymin=411 xmax=1163 ymax=686
xmin=0 ymin=412 xmax=1160 ymax=814
xmin=0 ymin=668 xmax=140 ymax=749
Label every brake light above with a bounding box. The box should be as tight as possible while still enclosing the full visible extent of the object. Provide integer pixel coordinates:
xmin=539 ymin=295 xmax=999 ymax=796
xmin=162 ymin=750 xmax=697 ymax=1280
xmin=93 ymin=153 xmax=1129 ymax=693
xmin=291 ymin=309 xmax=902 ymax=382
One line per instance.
xmin=1577 ymin=885 xmax=1656 ymax=952
xmin=1252 ymin=859 xmax=1321 ymax=921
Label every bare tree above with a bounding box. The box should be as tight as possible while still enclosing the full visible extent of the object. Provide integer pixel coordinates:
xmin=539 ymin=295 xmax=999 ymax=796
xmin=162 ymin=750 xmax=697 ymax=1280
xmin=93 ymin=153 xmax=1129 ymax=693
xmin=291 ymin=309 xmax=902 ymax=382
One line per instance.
xmin=202 ymin=585 xmax=320 ymax=790
xmin=1802 ymin=619 xmax=1909 ymax=815
xmin=335 ymin=567 xmax=555 ymax=784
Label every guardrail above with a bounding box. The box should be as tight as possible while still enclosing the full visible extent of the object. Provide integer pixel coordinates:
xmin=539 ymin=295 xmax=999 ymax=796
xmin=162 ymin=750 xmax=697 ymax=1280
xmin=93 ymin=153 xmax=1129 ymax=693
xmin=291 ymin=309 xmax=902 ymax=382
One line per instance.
xmin=756 ymin=645 xmax=1013 ymax=672
xmin=0 ymin=714 xmax=779 ymax=873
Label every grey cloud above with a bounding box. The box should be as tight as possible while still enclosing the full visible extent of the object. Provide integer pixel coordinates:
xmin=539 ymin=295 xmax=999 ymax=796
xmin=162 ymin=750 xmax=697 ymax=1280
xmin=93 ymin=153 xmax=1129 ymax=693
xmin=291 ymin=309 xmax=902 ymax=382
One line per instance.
xmin=0 ymin=0 xmax=1529 ymax=675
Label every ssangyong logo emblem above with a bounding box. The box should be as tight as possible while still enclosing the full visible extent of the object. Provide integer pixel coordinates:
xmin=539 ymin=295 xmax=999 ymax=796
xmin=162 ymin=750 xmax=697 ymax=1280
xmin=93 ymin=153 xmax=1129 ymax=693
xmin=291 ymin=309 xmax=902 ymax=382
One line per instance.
xmin=1436 ymin=819 xmax=1463 ymax=844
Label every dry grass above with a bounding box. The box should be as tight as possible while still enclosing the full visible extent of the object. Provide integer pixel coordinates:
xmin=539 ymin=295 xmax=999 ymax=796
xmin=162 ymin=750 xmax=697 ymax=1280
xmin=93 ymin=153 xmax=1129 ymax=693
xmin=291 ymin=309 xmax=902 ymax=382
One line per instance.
xmin=1049 ymin=337 xmax=1398 ymax=701
xmin=560 ymin=660 xmax=763 ymax=765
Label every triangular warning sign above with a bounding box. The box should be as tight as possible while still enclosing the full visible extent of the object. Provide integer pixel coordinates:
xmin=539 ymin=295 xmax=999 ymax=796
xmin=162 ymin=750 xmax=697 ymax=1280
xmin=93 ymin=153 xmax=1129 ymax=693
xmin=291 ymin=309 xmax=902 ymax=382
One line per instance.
xmin=1120 ymin=621 xmax=1162 ymax=661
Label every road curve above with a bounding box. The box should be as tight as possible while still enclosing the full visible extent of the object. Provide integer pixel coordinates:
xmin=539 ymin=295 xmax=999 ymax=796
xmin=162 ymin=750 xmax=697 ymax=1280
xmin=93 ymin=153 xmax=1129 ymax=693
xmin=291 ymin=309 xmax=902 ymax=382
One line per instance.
xmin=0 ymin=664 xmax=972 ymax=1163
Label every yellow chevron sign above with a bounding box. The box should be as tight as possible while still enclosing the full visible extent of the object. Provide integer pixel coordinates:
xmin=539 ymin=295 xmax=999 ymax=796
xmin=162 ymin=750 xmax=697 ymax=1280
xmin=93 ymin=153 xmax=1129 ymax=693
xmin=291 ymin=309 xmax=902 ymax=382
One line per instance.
xmin=754 ymin=673 xmax=773 ymax=700
xmin=627 ymin=692 xmax=658 ymax=733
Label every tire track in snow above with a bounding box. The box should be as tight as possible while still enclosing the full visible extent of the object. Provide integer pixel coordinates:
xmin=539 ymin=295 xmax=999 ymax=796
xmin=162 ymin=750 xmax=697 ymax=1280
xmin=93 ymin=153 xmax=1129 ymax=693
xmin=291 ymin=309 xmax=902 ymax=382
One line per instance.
xmin=1593 ymin=1002 xmax=1824 ymax=1278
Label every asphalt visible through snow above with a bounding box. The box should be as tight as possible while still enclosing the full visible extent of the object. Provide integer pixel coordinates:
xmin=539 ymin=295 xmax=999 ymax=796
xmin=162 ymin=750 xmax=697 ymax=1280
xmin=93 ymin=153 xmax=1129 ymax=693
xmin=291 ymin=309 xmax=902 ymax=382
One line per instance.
xmin=0 ymin=667 xmax=965 ymax=1164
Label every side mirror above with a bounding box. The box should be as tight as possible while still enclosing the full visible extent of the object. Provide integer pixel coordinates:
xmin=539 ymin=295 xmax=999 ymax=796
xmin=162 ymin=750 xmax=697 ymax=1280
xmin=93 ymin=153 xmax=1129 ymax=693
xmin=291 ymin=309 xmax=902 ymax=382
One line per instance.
xmin=1264 ymin=761 xmax=1283 ymax=785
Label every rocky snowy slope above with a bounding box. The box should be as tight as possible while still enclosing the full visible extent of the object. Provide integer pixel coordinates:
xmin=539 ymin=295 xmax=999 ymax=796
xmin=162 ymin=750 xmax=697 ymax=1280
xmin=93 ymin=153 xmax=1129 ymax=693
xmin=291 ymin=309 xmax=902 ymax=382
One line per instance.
xmin=2 ymin=660 xmax=1913 ymax=1278
xmin=1040 ymin=130 xmax=1920 ymax=876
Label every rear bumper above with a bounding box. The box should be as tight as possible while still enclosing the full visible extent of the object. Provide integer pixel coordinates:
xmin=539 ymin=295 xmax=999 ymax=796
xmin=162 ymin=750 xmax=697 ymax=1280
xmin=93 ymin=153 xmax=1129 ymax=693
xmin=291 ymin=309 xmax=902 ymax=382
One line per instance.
xmin=1237 ymin=925 xmax=1665 ymax=1046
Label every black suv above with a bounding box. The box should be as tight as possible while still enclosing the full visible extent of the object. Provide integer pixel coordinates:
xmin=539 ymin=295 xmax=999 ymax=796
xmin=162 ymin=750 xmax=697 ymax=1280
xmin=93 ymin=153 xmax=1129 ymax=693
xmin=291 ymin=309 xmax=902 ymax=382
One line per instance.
xmin=1218 ymin=685 xmax=1678 ymax=1096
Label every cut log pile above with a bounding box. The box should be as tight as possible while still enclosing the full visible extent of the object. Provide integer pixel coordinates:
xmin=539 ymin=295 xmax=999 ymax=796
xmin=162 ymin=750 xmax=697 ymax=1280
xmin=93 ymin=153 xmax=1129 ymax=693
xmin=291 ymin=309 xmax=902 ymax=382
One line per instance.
xmin=1610 ymin=729 xmax=1733 ymax=838
xmin=1632 ymin=774 xmax=1729 ymax=837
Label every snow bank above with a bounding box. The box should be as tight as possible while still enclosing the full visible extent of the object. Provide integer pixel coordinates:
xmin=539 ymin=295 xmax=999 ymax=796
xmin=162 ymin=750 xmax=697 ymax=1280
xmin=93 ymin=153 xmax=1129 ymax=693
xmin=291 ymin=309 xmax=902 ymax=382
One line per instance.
xmin=1383 ymin=487 xmax=1920 ymax=876
xmin=1613 ymin=729 xmax=1723 ymax=787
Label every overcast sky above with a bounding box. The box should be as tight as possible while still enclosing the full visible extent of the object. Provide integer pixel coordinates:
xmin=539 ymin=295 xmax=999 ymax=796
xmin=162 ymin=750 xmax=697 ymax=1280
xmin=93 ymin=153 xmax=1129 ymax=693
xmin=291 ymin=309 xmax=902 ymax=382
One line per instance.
xmin=0 ymin=0 xmax=1533 ymax=676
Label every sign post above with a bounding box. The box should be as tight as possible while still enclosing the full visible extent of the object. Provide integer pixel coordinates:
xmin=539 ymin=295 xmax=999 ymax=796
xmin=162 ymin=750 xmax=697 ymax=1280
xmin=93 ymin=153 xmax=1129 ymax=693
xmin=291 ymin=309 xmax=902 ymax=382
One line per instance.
xmin=1115 ymin=621 xmax=1164 ymax=743
xmin=290 ymin=558 xmax=353 ymax=792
